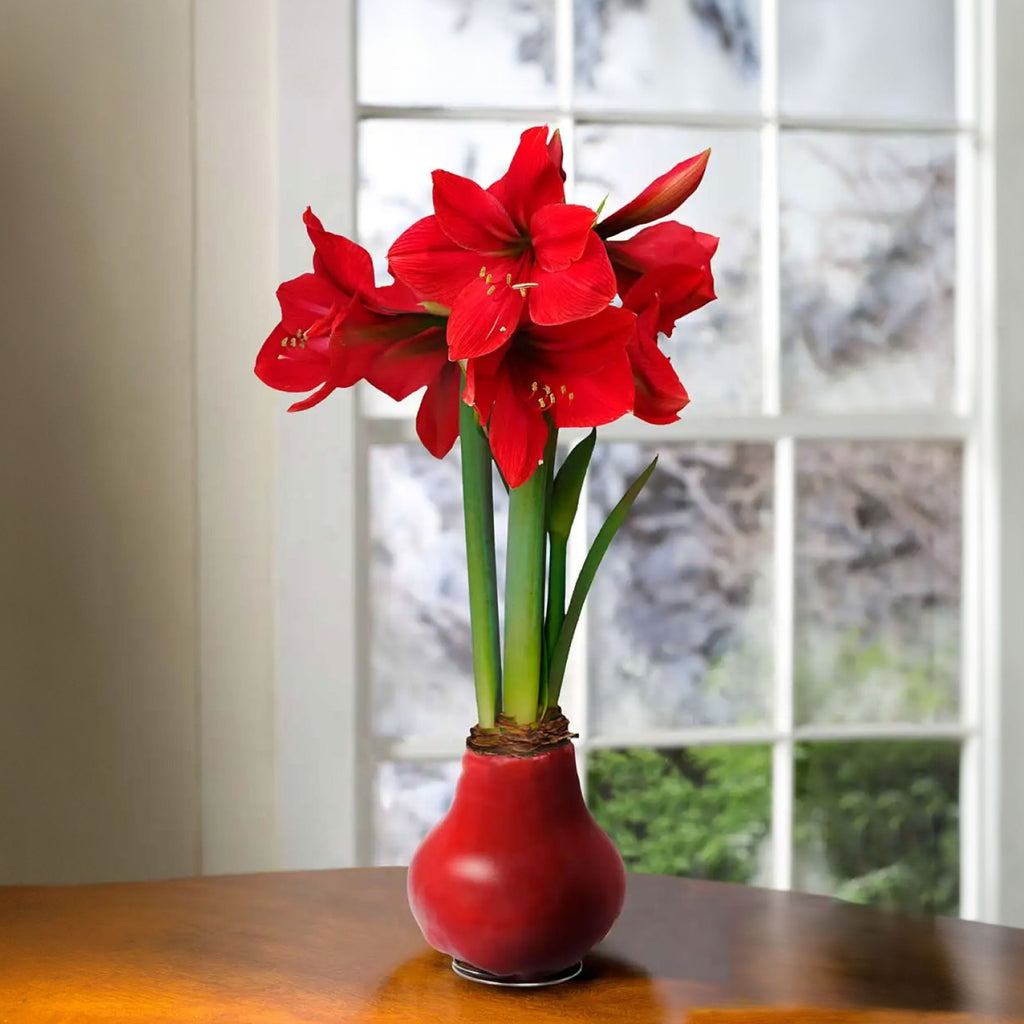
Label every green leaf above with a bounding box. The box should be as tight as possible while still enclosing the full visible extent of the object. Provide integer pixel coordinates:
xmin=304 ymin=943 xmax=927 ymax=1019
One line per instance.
xmin=547 ymin=429 xmax=596 ymax=541
xmin=547 ymin=455 xmax=658 ymax=704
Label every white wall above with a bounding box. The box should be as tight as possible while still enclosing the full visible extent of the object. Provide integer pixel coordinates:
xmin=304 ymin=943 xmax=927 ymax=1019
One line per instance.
xmin=194 ymin=0 xmax=280 ymax=875
xmin=0 ymin=0 xmax=279 ymax=883
xmin=993 ymin=0 xmax=1024 ymax=929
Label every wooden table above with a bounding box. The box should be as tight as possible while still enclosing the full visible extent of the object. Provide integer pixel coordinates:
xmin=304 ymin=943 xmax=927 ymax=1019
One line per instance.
xmin=2 ymin=868 xmax=1023 ymax=1022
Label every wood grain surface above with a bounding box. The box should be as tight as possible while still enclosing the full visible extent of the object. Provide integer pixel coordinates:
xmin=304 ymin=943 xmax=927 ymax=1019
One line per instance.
xmin=1 ymin=868 xmax=1022 ymax=1022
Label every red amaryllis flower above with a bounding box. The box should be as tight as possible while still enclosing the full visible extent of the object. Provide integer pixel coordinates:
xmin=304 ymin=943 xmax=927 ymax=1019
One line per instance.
xmin=595 ymin=148 xmax=711 ymax=240
xmin=465 ymin=306 xmax=636 ymax=487
xmin=387 ymin=127 xmax=617 ymax=361
xmin=255 ymin=208 xmax=379 ymax=410
xmin=255 ymin=210 xmax=460 ymax=457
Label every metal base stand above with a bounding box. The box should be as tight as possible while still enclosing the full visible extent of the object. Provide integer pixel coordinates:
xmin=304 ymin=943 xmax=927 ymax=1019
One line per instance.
xmin=451 ymin=957 xmax=583 ymax=988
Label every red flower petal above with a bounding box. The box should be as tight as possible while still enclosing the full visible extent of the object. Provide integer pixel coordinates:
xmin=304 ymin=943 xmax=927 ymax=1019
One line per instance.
xmin=548 ymin=129 xmax=567 ymax=183
xmin=511 ymin=310 xmax=636 ymax=429
xmin=303 ymin=208 xmax=375 ymax=296
xmin=288 ymin=382 xmax=337 ymax=412
xmin=485 ymin=370 xmax=551 ymax=488
xmin=364 ymin=327 xmax=449 ymax=402
xmin=277 ymin=273 xmax=338 ymax=334
xmin=596 ymin=149 xmax=711 ymax=239
xmin=447 ymin=256 xmax=529 ymax=360
xmin=524 ymin=306 xmax=636 ymax=377
xmin=432 ymin=170 xmax=520 ymax=252
xmin=628 ymin=302 xmax=690 ymax=424
xmin=527 ymin=232 xmax=616 ymax=326
xmin=462 ymin=343 xmax=508 ymax=414
xmin=487 ymin=126 xmax=565 ymax=229
xmin=607 ymin=221 xmax=719 ymax=294
xmin=416 ymin=361 xmax=462 ymax=459
xmin=529 ymin=203 xmax=598 ymax=273
xmin=255 ymin=324 xmax=331 ymax=393
xmin=388 ymin=215 xmax=486 ymax=307
xmin=624 ymin=264 xmax=716 ymax=336
xmin=548 ymin=349 xmax=634 ymax=428
xmin=368 ymin=279 xmax=426 ymax=315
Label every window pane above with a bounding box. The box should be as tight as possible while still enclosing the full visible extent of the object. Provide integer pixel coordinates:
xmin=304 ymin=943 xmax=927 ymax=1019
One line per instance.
xmin=375 ymin=761 xmax=460 ymax=866
xmin=780 ymin=0 xmax=955 ymax=121
xmin=358 ymin=0 xmax=556 ymax=108
xmin=576 ymin=126 xmax=761 ymax=413
xmin=795 ymin=741 xmax=960 ymax=916
xmin=795 ymin=442 xmax=961 ymax=726
xmin=781 ymin=133 xmax=956 ymax=413
xmin=575 ymin=0 xmax=761 ymax=114
xmin=588 ymin=745 xmax=771 ymax=883
xmin=588 ymin=443 xmax=773 ymax=732
xmin=371 ymin=444 xmax=508 ymax=738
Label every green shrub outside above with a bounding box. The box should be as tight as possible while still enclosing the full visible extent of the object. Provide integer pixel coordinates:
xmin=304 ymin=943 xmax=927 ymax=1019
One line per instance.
xmin=588 ymin=636 xmax=960 ymax=920
xmin=587 ymin=745 xmax=772 ymax=883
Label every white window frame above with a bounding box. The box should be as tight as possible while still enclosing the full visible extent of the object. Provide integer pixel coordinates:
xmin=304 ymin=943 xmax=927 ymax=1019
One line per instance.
xmin=269 ymin=0 xmax=1023 ymax=926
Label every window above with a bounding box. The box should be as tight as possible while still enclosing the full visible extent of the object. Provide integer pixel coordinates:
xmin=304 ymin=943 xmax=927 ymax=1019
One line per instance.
xmin=272 ymin=0 xmax=1016 ymax=924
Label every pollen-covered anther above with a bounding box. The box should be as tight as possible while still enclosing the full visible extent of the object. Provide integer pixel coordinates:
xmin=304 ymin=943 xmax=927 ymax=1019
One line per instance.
xmin=283 ymin=327 xmax=308 ymax=349
xmin=560 ymin=385 xmax=567 ymax=395
xmin=487 ymin=285 xmax=496 ymax=295
xmin=505 ymin=273 xmax=512 ymax=285
xmin=479 ymin=266 xmax=487 ymax=278
xmin=531 ymin=381 xmax=538 ymax=392
xmin=485 ymin=274 xmax=493 ymax=284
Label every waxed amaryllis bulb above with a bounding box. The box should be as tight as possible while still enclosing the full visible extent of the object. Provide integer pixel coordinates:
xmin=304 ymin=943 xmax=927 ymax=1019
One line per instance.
xmin=407 ymin=742 xmax=626 ymax=980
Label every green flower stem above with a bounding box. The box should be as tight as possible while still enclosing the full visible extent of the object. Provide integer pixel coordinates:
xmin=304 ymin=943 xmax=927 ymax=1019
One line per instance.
xmin=538 ymin=426 xmax=559 ymax=716
xmin=459 ymin=398 xmax=501 ymax=729
xmin=545 ymin=535 xmax=567 ymax=671
xmin=502 ymin=444 xmax=551 ymax=725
